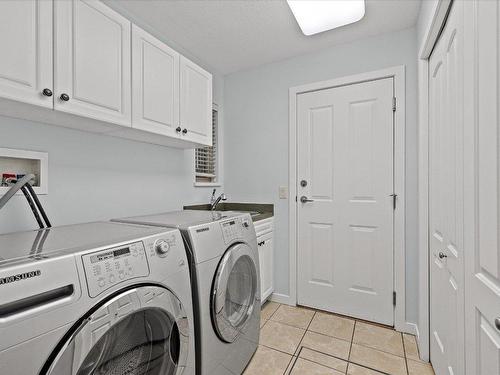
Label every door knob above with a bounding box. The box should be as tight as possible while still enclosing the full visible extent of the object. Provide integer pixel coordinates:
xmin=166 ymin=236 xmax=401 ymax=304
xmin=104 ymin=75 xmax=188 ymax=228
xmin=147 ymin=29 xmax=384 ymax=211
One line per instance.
xmin=300 ymin=196 xmax=314 ymax=203
xmin=60 ymin=93 xmax=70 ymax=101
xmin=438 ymin=252 xmax=447 ymax=259
xmin=182 ymin=128 xmax=188 ymax=134
xmin=42 ymin=88 xmax=53 ymax=97
xmin=495 ymin=317 xmax=500 ymax=331
xmin=300 ymin=180 xmax=308 ymax=187
xmin=176 ymin=126 xmax=182 ymax=133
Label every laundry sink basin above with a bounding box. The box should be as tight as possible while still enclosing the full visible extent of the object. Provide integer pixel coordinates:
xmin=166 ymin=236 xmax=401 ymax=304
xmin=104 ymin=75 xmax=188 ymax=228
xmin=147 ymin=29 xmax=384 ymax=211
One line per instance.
xmin=183 ymin=203 xmax=274 ymax=222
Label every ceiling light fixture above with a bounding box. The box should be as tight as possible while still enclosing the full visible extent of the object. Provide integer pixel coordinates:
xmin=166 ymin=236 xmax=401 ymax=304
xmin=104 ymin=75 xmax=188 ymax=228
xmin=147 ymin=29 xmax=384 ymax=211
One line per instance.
xmin=287 ymin=0 xmax=366 ymax=36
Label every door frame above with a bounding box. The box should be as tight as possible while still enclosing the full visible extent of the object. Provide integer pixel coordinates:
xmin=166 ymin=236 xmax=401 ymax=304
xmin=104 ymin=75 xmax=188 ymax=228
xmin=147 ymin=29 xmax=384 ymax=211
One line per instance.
xmin=286 ymin=66 xmax=407 ymax=333
xmin=417 ymin=0 xmax=453 ymax=362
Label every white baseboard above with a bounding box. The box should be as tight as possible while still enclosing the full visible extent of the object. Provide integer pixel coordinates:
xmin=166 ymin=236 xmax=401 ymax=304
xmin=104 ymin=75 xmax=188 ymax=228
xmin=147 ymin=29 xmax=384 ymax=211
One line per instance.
xmin=270 ymin=293 xmax=295 ymax=305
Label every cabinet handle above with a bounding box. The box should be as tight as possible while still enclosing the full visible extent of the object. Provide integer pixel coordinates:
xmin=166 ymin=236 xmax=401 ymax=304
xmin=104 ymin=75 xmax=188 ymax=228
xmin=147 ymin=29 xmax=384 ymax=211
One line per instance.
xmin=176 ymin=127 xmax=182 ymax=133
xmin=60 ymin=93 xmax=70 ymax=102
xmin=42 ymin=88 xmax=53 ymax=97
xmin=182 ymin=128 xmax=188 ymax=134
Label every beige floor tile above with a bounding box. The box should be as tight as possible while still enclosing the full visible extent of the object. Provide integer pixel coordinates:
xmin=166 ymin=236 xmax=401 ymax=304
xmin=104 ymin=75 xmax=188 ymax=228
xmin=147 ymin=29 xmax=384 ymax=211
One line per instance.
xmin=299 ymin=348 xmax=348 ymax=373
xmin=261 ymin=301 xmax=281 ymax=320
xmin=260 ymin=320 xmax=306 ymax=354
xmin=347 ymin=363 xmax=385 ymax=375
xmin=260 ymin=317 xmax=267 ymax=328
xmin=309 ymin=311 xmax=355 ymax=341
xmin=403 ymin=334 xmax=421 ymax=361
xmin=271 ymin=305 xmax=316 ymax=329
xmin=300 ymin=331 xmax=351 ymax=360
xmin=353 ymin=322 xmax=404 ymax=357
xmin=243 ymin=345 xmax=292 ymax=375
xmin=350 ymin=344 xmax=407 ymax=375
xmin=290 ymin=358 xmax=344 ymax=375
xmin=407 ymin=360 xmax=435 ymax=375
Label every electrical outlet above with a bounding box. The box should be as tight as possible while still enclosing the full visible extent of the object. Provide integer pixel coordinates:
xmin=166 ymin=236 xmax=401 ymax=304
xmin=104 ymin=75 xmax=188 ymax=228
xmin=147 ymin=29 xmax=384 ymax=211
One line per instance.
xmin=279 ymin=186 xmax=288 ymax=199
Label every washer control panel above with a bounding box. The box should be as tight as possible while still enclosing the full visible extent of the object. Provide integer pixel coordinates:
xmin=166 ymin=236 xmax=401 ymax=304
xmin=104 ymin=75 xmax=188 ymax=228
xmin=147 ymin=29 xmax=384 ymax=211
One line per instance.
xmin=221 ymin=217 xmax=243 ymax=244
xmin=82 ymin=241 xmax=149 ymax=297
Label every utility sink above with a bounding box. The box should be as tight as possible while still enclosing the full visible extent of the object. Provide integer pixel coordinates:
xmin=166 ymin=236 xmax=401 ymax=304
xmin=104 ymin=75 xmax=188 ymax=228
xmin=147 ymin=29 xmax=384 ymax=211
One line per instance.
xmin=183 ymin=203 xmax=274 ymax=222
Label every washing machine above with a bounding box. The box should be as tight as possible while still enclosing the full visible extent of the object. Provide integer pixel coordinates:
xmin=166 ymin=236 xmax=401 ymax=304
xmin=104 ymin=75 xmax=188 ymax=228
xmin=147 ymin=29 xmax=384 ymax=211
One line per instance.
xmin=0 ymin=221 xmax=195 ymax=375
xmin=112 ymin=211 xmax=260 ymax=375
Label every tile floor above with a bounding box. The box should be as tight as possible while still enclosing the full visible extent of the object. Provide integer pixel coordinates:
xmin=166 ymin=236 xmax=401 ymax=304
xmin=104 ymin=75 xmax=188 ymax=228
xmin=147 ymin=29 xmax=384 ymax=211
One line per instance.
xmin=244 ymin=302 xmax=435 ymax=375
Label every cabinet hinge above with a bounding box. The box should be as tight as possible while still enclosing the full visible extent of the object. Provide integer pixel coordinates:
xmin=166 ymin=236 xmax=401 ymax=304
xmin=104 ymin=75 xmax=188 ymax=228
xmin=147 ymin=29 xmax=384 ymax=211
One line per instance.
xmin=392 ymin=97 xmax=397 ymax=112
xmin=393 ymin=291 xmax=397 ymax=306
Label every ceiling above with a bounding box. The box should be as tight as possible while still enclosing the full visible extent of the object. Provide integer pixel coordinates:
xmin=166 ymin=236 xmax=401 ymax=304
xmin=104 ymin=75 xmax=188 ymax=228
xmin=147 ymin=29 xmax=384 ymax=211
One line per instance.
xmin=105 ymin=0 xmax=421 ymax=75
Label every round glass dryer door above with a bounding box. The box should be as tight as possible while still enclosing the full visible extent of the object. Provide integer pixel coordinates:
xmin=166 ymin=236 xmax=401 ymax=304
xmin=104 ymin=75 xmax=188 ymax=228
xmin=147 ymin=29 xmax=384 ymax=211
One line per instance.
xmin=212 ymin=242 xmax=258 ymax=343
xmin=45 ymin=286 xmax=190 ymax=375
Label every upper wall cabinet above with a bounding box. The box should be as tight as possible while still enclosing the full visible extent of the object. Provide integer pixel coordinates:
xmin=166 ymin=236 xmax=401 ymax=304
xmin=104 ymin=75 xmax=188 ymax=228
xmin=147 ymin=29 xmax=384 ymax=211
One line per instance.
xmin=180 ymin=56 xmax=213 ymax=146
xmin=132 ymin=25 xmax=180 ymax=137
xmin=0 ymin=0 xmax=53 ymax=108
xmin=0 ymin=0 xmax=212 ymax=148
xmin=54 ymin=0 xmax=131 ymax=127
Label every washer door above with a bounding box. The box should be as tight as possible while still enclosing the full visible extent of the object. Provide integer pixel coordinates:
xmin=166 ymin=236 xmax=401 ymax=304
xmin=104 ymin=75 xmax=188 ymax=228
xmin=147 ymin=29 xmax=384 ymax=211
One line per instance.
xmin=211 ymin=243 xmax=258 ymax=343
xmin=45 ymin=286 xmax=189 ymax=375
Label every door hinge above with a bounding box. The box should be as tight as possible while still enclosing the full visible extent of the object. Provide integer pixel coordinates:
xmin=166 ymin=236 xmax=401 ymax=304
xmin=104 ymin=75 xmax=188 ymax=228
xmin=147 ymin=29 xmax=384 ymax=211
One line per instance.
xmin=295 ymin=195 xmax=298 ymax=202
xmin=393 ymin=291 xmax=396 ymax=306
xmin=392 ymin=97 xmax=397 ymax=112
xmin=390 ymin=193 xmax=397 ymax=210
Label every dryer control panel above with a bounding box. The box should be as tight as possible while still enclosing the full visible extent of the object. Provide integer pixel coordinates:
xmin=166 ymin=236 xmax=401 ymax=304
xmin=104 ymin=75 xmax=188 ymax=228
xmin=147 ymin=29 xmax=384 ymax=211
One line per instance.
xmin=221 ymin=217 xmax=243 ymax=244
xmin=82 ymin=241 xmax=149 ymax=297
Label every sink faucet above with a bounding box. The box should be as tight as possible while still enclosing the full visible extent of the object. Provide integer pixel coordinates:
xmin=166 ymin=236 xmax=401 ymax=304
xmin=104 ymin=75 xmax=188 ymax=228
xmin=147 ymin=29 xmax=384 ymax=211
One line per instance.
xmin=210 ymin=188 xmax=227 ymax=211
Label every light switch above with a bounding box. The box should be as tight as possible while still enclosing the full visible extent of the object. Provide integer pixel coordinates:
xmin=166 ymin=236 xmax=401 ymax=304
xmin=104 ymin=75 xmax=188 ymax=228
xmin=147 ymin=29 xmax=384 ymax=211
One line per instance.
xmin=279 ymin=186 xmax=288 ymax=199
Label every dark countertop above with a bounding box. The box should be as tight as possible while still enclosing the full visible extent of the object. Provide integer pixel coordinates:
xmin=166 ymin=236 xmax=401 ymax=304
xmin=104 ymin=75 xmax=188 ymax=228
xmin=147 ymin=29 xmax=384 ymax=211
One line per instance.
xmin=183 ymin=202 xmax=274 ymax=222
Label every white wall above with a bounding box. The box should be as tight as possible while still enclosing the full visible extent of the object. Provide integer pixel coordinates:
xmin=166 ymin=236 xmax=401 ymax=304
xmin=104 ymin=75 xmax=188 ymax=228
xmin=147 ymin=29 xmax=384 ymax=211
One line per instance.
xmin=0 ymin=76 xmax=224 ymax=235
xmin=224 ymin=27 xmax=419 ymax=323
xmin=417 ymin=0 xmax=439 ymax=50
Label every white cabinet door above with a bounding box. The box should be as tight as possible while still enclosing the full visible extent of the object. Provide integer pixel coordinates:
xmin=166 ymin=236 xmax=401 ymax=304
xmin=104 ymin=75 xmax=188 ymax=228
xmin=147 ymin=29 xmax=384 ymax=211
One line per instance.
xmin=54 ymin=0 xmax=131 ymax=127
xmin=258 ymin=234 xmax=274 ymax=302
xmin=180 ymin=56 xmax=212 ymax=146
xmin=132 ymin=25 xmax=180 ymax=136
xmin=0 ymin=0 xmax=53 ymax=108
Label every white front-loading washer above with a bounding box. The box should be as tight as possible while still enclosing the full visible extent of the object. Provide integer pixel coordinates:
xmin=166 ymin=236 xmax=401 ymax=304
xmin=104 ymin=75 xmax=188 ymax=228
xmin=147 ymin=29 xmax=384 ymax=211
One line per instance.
xmin=112 ymin=211 xmax=260 ymax=375
xmin=0 ymin=221 xmax=195 ymax=375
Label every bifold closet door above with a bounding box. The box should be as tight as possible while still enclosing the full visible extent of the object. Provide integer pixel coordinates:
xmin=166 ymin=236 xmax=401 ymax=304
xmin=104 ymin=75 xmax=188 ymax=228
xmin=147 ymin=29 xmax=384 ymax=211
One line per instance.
xmin=464 ymin=0 xmax=500 ymax=374
xmin=428 ymin=1 xmax=465 ymax=374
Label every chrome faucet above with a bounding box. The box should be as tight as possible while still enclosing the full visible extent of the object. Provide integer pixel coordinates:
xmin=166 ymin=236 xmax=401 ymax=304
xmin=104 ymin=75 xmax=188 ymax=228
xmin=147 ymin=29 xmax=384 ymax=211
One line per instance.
xmin=210 ymin=189 xmax=227 ymax=210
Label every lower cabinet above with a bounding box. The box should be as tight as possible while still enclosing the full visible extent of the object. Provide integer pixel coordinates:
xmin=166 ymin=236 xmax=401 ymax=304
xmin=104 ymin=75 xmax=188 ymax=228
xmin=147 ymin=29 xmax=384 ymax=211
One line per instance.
xmin=255 ymin=217 xmax=274 ymax=304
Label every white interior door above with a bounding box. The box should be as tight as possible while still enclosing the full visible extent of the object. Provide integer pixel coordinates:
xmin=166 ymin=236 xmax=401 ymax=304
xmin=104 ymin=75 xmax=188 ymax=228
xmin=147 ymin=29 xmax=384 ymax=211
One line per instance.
xmin=54 ymin=0 xmax=131 ymax=127
xmin=297 ymin=78 xmax=394 ymax=325
xmin=0 ymin=0 xmax=53 ymax=108
xmin=428 ymin=1 xmax=465 ymax=374
xmin=465 ymin=0 xmax=500 ymax=374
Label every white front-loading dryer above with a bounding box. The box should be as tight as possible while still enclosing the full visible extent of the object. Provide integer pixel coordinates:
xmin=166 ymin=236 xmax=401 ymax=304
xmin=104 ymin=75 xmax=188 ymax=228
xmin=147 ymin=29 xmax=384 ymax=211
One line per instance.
xmin=112 ymin=211 xmax=260 ymax=375
xmin=0 ymin=221 xmax=195 ymax=375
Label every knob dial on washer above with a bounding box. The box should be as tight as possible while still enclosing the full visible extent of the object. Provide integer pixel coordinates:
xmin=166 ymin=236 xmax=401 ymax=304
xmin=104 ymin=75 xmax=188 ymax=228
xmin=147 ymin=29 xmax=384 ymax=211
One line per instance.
xmin=155 ymin=240 xmax=170 ymax=256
